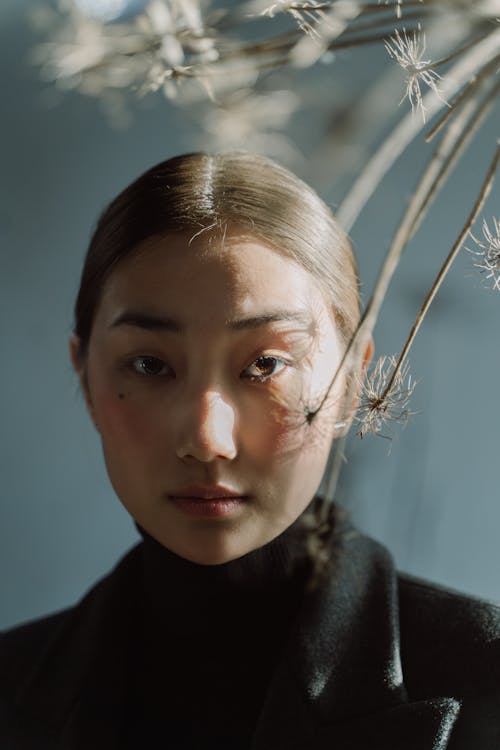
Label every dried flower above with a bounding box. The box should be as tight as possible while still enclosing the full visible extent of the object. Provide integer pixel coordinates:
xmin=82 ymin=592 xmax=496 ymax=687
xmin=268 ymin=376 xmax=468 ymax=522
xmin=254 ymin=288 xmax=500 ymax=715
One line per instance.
xmin=260 ymin=1 xmax=330 ymax=38
xmin=200 ymin=88 xmax=301 ymax=157
xmin=32 ymin=0 xmax=217 ymax=103
xmin=378 ymin=0 xmax=422 ymax=21
xmin=137 ymin=0 xmax=216 ymax=66
xmin=385 ymin=26 xmax=446 ymax=121
xmin=356 ymin=355 xmax=416 ymax=439
xmin=467 ymin=217 xmax=500 ymax=291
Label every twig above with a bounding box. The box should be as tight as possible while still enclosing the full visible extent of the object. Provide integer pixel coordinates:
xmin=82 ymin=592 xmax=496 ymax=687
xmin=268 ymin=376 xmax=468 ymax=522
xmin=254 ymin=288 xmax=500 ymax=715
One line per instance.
xmin=319 ymin=33 xmax=500 ymax=503
xmin=410 ymin=77 xmax=500 ymax=239
xmin=316 ymin=62 xmax=498 ymax=428
xmin=425 ymin=53 xmax=500 ymax=142
xmin=427 ymin=31 xmax=493 ymax=71
xmin=380 ymin=142 xmax=500 ymax=400
xmin=322 ymin=139 xmax=500 ymax=503
xmin=337 ymin=25 xmax=500 ymax=232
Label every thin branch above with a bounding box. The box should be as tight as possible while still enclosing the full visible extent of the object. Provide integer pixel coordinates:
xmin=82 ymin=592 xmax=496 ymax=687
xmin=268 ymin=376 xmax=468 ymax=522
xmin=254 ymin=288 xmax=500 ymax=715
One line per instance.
xmin=337 ymin=25 xmax=500 ymax=232
xmin=319 ymin=33 xmax=500 ymax=503
xmin=380 ymin=142 xmax=500 ymax=401
xmin=315 ymin=61 xmax=498 ymax=430
xmin=329 ymin=9 xmax=431 ymax=36
xmin=407 ymin=75 xmax=500 ymax=241
xmin=427 ymin=30 xmax=493 ymax=71
xmin=425 ymin=52 xmax=500 ymax=142
xmin=218 ymin=25 xmax=423 ymax=63
xmin=322 ymin=139 xmax=500 ymax=503
xmin=326 ymin=26 xmax=421 ymax=50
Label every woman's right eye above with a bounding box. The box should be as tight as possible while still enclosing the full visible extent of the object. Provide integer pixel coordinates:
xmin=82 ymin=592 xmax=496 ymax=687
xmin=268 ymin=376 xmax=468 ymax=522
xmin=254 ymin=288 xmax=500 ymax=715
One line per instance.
xmin=130 ymin=356 xmax=172 ymax=377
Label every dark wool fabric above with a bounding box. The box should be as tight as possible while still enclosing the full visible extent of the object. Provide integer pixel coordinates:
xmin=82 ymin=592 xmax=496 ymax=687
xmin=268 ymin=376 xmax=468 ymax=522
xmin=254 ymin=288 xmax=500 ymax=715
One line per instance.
xmin=1 ymin=497 xmax=500 ymax=749
xmin=120 ymin=512 xmax=313 ymax=748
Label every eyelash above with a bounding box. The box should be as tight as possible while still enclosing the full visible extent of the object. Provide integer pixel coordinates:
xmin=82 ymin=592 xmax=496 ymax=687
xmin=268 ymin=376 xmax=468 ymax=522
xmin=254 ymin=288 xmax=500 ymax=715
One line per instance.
xmin=127 ymin=354 xmax=290 ymax=384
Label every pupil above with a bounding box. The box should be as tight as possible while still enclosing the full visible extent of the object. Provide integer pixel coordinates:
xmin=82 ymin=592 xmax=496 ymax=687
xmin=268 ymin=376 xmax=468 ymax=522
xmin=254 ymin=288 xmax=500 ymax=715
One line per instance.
xmin=257 ymin=356 xmax=274 ymax=376
xmin=142 ymin=357 xmax=162 ymax=374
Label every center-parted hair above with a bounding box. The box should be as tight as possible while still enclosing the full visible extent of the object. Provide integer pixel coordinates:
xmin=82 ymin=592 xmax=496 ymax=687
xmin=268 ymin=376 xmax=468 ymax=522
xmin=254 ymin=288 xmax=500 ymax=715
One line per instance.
xmin=74 ymin=151 xmax=361 ymax=359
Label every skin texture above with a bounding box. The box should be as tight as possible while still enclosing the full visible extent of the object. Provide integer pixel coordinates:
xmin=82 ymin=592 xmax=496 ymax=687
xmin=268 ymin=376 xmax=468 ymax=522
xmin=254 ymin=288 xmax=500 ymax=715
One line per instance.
xmin=71 ymin=230 xmax=372 ymax=565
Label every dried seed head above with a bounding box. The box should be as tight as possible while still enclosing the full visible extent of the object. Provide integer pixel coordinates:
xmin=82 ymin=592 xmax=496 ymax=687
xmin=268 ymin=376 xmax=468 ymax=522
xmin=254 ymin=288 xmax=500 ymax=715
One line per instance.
xmin=355 ymin=354 xmax=416 ymax=439
xmin=201 ymin=89 xmax=300 ymax=156
xmin=259 ymin=2 xmax=330 ymax=38
xmin=378 ymin=0 xmax=422 ymax=21
xmin=34 ymin=0 xmax=217 ymax=108
xmin=467 ymin=217 xmax=500 ymax=292
xmin=385 ymin=26 xmax=446 ymax=121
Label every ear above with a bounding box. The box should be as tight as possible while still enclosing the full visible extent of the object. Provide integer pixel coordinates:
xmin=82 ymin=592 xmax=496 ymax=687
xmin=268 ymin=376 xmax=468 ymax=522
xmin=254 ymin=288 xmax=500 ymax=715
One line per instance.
xmin=362 ymin=334 xmax=374 ymax=374
xmin=350 ymin=333 xmax=374 ymax=411
xmin=69 ymin=334 xmax=100 ymax=432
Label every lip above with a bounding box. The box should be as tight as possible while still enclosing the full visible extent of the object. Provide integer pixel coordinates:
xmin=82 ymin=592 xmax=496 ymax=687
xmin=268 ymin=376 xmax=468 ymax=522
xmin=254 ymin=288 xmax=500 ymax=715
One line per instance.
xmin=168 ymin=489 xmax=248 ymax=519
xmin=168 ymin=484 xmax=246 ymax=501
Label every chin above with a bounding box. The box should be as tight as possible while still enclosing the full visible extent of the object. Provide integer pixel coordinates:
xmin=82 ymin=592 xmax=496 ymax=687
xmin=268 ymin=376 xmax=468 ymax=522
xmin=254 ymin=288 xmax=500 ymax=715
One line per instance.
xmin=175 ymin=538 xmax=256 ymax=566
xmin=182 ymin=548 xmax=247 ymax=566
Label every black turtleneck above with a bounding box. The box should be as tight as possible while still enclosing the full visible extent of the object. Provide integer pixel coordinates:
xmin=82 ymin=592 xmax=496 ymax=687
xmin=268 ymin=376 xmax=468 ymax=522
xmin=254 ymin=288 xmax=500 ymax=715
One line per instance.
xmin=120 ymin=501 xmax=316 ymax=749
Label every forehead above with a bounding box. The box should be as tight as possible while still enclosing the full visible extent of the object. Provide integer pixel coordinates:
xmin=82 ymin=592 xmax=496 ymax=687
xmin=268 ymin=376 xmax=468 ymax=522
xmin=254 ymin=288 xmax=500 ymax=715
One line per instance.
xmin=96 ymin=230 xmax=332 ymax=326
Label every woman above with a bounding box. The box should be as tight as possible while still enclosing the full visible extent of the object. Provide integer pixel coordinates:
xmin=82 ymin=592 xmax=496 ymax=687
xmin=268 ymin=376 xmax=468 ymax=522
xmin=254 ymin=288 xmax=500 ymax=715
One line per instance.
xmin=1 ymin=152 xmax=498 ymax=749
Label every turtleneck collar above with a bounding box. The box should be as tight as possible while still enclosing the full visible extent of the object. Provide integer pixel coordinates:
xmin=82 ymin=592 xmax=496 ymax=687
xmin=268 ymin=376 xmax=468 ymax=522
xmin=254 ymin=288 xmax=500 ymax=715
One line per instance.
xmin=123 ymin=496 xmax=330 ymax=745
xmin=135 ymin=495 xmax=319 ymax=622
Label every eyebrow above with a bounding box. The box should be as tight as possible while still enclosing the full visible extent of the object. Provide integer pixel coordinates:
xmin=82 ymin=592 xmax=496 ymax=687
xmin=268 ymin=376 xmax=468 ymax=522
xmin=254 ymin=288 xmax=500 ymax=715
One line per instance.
xmin=109 ymin=309 xmax=314 ymax=333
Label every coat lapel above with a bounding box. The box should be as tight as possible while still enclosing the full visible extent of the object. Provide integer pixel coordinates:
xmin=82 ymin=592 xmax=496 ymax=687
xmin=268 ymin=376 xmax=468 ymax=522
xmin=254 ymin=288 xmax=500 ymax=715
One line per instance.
xmin=11 ymin=546 xmax=143 ymax=749
xmin=250 ymin=522 xmax=461 ymax=749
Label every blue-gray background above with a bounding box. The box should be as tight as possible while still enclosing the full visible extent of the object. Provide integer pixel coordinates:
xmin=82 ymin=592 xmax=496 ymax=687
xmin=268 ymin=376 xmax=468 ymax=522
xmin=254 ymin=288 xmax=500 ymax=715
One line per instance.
xmin=1 ymin=1 xmax=499 ymax=629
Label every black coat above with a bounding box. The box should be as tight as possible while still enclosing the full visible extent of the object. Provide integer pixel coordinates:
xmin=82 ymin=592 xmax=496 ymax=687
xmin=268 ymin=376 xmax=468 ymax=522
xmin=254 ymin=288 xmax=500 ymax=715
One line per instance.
xmin=1 ymin=521 xmax=500 ymax=749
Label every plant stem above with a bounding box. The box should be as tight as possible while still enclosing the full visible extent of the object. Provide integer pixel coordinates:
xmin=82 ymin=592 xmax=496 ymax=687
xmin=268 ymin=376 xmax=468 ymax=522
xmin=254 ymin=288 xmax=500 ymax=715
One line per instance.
xmin=320 ymin=30 xmax=500 ymax=504
xmin=323 ymin=140 xmax=500 ymax=506
xmin=380 ymin=142 xmax=500 ymax=401
xmin=428 ymin=31 xmax=491 ymax=71
xmin=425 ymin=53 xmax=500 ymax=142
xmin=337 ymin=25 xmax=500 ymax=232
xmin=407 ymin=76 xmax=500 ymax=240
xmin=316 ymin=61 xmax=498 ymax=429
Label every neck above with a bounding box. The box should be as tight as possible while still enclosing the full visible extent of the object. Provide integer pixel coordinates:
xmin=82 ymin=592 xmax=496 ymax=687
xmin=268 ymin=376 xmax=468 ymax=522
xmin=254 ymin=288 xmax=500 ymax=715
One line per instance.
xmin=134 ymin=497 xmax=326 ymax=622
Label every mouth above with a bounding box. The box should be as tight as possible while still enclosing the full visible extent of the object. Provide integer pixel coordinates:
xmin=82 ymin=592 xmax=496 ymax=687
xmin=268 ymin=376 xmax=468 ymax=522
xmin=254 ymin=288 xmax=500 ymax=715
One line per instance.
xmin=168 ymin=495 xmax=248 ymax=519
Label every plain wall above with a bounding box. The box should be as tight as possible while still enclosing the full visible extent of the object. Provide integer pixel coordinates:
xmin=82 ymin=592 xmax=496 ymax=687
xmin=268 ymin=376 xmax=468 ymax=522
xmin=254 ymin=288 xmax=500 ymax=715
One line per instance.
xmin=1 ymin=2 xmax=499 ymax=629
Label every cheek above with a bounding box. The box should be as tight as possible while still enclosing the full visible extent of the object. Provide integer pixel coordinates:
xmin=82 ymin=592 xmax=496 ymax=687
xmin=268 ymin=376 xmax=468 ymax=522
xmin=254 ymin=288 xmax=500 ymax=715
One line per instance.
xmin=259 ymin=385 xmax=339 ymax=468
xmin=248 ymin=385 xmax=310 ymax=459
xmin=93 ymin=384 xmax=165 ymax=456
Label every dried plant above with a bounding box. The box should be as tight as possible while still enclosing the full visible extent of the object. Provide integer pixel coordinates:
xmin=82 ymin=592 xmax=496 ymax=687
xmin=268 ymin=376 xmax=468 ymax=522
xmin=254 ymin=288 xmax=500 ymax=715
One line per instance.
xmin=334 ymin=141 xmax=500 ymax=447
xmin=467 ymin=217 xmax=500 ymax=291
xmin=30 ymin=2 xmax=500 ymax=154
xmin=385 ymin=25 xmax=447 ymax=120
xmin=378 ymin=0 xmax=423 ymax=21
xmin=259 ymin=1 xmax=332 ymax=38
xmin=28 ymin=0 xmax=500 ymax=583
xmin=199 ymin=88 xmax=302 ymax=159
xmin=355 ymin=355 xmax=416 ymax=439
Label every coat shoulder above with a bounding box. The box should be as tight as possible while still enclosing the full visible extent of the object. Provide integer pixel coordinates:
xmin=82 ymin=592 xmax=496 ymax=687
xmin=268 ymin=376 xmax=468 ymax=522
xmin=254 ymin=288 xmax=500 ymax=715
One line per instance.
xmin=397 ymin=572 xmax=500 ymax=696
xmin=0 ymin=608 xmax=75 ymax=745
xmin=0 ymin=543 xmax=143 ymax=705
xmin=397 ymin=574 xmax=500 ymax=748
xmin=0 ymin=609 xmax=72 ymax=692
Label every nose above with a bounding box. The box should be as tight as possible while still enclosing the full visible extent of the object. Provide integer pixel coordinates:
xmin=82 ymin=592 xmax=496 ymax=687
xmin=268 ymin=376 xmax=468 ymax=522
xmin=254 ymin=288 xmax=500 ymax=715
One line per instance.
xmin=175 ymin=389 xmax=238 ymax=463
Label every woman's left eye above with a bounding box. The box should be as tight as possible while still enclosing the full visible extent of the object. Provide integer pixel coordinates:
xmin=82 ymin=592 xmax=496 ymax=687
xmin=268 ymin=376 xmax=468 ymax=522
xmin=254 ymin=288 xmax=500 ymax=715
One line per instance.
xmin=242 ymin=355 xmax=288 ymax=383
xmin=130 ymin=356 xmax=171 ymax=377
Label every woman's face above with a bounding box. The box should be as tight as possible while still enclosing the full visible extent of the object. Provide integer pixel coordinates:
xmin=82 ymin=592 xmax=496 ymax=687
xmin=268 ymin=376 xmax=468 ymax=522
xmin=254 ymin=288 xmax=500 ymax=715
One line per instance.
xmin=71 ymin=230 xmax=354 ymax=564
